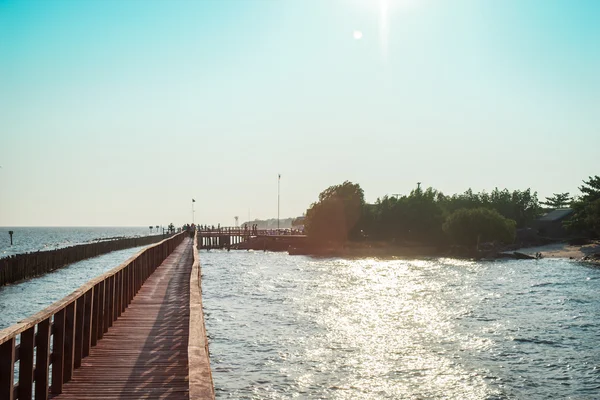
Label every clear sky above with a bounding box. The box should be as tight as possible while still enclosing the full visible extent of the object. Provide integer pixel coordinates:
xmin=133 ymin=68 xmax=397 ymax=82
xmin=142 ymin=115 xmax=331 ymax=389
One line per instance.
xmin=1 ymin=0 xmax=598 ymax=227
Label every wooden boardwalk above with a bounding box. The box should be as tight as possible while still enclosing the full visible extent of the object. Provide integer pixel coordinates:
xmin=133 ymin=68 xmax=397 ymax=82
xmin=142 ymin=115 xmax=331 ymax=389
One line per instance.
xmin=51 ymin=238 xmax=194 ymax=399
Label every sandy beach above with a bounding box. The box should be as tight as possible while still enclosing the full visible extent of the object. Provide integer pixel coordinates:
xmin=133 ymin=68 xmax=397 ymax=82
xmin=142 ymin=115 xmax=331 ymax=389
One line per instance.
xmin=516 ymin=241 xmax=600 ymax=259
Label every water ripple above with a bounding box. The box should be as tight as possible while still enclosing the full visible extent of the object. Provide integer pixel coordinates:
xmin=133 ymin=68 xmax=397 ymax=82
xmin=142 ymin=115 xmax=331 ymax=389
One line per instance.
xmin=201 ymin=251 xmax=600 ymax=399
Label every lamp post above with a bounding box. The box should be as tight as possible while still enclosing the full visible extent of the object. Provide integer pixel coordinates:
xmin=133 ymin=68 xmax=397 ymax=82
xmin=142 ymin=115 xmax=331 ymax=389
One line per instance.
xmin=192 ymin=198 xmax=196 ymax=224
xmin=277 ymin=174 xmax=281 ymax=231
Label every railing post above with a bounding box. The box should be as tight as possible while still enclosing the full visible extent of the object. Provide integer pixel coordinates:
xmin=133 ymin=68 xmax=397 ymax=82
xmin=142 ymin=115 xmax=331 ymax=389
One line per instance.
xmin=0 ymin=338 xmax=16 ymax=400
xmin=106 ymin=275 xmax=114 ymax=330
xmin=97 ymin=280 xmax=105 ymax=340
xmin=121 ymin=267 xmax=127 ymax=313
xmin=73 ymin=294 xmax=85 ymax=368
xmin=133 ymin=259 xmax=138 ymax=293
xmin=115 ymin=270 xmax=122 ymax=318
xmin=35 ymin=318 xmax=51 ymax=400
xmin=19 ymin=327 xmax=35 ymax=399
xmin=91 ymin=283 xmax=100 ymax=347
xmin=135 ymin=258 xmax=140 ymax=291
xmin=128 ymin=264 xmax=133 ymax=304
xmin=123 ymin=266 xmax=129 ymax=308
xmin=52 ymin=309 xmax=66 ymax=394
xmin=67 ymin=300 xmax=79 ymax=375
xmin=82 ymin=289 xmax=93 ymax=358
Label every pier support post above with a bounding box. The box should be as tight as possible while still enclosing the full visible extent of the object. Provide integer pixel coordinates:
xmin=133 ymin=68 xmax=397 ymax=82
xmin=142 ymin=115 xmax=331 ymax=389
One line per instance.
xmin=0 ymin=338 xmax=15 ymax=400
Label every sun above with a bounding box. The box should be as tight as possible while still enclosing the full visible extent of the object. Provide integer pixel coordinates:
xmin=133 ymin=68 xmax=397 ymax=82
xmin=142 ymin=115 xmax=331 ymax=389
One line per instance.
xmin=351 ymin=0 xmax=417 ymax=57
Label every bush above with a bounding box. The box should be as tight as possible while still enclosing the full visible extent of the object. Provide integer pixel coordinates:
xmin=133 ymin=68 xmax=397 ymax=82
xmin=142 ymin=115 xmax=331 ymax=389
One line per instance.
xmin=443 ymin=208 xmax=516 ymax=247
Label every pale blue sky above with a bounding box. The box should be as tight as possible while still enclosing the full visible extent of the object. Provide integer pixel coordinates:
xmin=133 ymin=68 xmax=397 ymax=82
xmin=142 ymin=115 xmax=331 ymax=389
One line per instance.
xmin=1 ymin=0 xmax=598 ymax=226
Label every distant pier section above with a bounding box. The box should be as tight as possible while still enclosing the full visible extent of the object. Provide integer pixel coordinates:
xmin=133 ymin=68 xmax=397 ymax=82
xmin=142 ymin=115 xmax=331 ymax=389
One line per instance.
xmin=197 ymin=226 xmax=307 ymax=251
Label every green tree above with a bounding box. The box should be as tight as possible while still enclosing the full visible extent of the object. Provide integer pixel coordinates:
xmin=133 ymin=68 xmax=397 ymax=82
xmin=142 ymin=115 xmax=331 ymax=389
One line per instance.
xmin=443 ymin=208 xmax=516 ymax=247
xmin=401 ymin=187 xmax=445 ymax=243
xmin=305 ymin=181 xmax=365 ymax=243
xmin=566 ymin=176 xmax=600 ymax=237
xmin=440 ymin=188 xmax=542 ymax=228
xmin=542 ymin=192 xmax=572 ymax=209
xmin=583 ymin=199 xmax=600 ymax=236
xmin=364 ymin=187 xmax=445 ymax=244
xmin=579 ymin=175 xmax=600 ymax=202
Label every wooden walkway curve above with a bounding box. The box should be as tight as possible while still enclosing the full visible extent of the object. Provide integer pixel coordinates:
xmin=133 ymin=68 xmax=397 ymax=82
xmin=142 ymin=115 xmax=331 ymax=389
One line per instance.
xmin=51 ymin=238 xmax=194 ymax=399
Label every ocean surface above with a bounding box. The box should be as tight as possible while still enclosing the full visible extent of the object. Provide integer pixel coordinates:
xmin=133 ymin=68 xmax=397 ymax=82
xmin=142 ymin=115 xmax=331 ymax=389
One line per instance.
xmin=0 ymin=226 xmax=159 ymax=258
xmin=201 ymin=251 xmax=600 ymax=399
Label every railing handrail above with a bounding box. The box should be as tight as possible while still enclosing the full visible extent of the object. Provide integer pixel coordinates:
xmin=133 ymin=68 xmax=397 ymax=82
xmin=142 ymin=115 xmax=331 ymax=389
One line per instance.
xmin=0 ymin=232 xmax=185 ymax=345
xmin=196 ymin=228 xmax=304 ymax=234
xmin=0 ymin=233 xmax=174 ymax=287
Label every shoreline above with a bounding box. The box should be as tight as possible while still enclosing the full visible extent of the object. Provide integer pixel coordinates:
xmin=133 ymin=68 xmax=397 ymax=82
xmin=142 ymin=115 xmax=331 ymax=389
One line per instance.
xmin=513 ymin=241 xmax=600 ymax=260
xmin=287 ymin=240 xmax=600 ymax=262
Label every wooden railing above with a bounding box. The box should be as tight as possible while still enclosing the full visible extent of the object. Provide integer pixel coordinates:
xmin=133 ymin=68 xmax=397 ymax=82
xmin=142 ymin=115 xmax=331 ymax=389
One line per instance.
xmin=0 ymin=232 xmax=185 ymax=400
xmin=188 ymin=231 xmax=215 ymax=399
xmin=0 ymin=234 xmax=173 ymax=286
xmin=197 ymin=227 xmax=304 ymax=236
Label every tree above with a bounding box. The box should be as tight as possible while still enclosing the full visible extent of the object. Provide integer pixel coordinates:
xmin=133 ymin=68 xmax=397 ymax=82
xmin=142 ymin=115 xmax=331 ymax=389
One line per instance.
xmin=583 ymin=199 xmax=600 ymax=236
xmin=305 ymin=181 xmax=364 ymax=243
xmin=579 ymin=175 xmax=600 ymax=202
xmin=542 ymin=193 xmax=572 ymax=209
xmin=168 ymin=223 xmax=175 ymax=234
xmin=566 ymin=176 xmax=600 ymax=237
xmin=401 ymin=187 xmax=445 ymax=243
xmin=362 ymin=187 xmax=445 ymax=244
xmin=442 ymin=208 xmax=516 ymax=247
xmin=440 ymin=187 xmax=542 ymax=228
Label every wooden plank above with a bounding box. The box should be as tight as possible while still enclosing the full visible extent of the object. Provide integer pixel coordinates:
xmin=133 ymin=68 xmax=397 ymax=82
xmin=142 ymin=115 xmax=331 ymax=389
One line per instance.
xmin=35 ymin=318 xmax=51 ymax=400
xmin=0 ymin=338 xmax=16 ymax=400
xmin=19 ymin=326 xmax=35 ymax=399
xmin=97 ymin=280 xmax=105 ymax=340
xmin=105 ymin=275 xmax=113 ymax=330
xmin=52 ymin=308 xmax=66 ymax=394
xmin=66 ymin=300 xmax=78 ymax=378
xmin=91 ymin=284 xmax=100 ymax=347
xmin=115 ymin=271 xmax=122 ymax=320
xmin=82 ymin=289 xmax=93 ymax=358
xmin=127 ymin=263 xmax=133 ymax=305
xmin=123 ymin=265 xmax=130 ymax=311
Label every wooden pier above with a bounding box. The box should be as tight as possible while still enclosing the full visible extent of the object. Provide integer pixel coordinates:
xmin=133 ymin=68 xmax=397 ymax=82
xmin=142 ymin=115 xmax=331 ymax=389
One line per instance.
xmin=0 ymin=232 xmax=214 ymax=400
xmin=197 ymin=227 xmax=306 ymax=251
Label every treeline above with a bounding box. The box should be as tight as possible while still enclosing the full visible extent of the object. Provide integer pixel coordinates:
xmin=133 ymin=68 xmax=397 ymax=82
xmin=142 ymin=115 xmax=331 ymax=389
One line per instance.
xmin=304 ymin=176 xmax=600 ymax=248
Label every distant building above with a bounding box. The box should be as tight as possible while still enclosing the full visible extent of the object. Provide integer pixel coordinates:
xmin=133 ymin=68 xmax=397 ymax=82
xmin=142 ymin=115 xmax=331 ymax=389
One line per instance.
xmin=535 ymin=208 xmax=574 ymax=238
